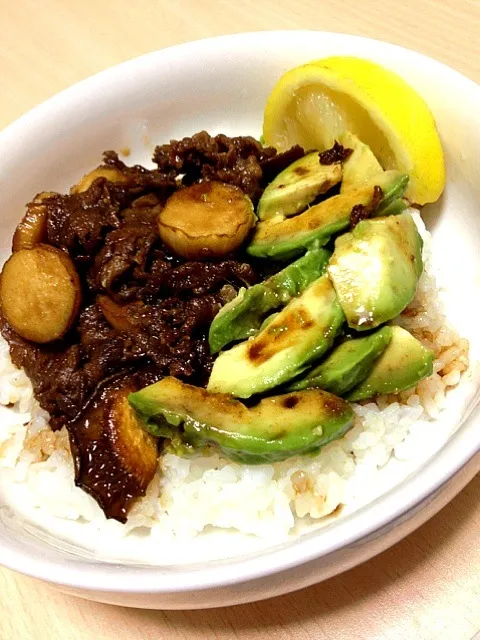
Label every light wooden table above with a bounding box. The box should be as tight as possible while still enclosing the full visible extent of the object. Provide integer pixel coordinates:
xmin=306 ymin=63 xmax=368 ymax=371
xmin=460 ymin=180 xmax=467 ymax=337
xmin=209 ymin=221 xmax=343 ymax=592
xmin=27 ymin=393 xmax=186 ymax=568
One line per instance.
xmin=1 ymin=1 xmax=479 ymax=638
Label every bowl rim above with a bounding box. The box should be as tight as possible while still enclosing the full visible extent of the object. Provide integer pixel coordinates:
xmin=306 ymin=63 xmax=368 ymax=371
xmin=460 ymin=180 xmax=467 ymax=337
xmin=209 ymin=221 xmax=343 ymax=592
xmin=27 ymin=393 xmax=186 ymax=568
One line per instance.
xmin=0 ymin=29 xmax=479 ymax=595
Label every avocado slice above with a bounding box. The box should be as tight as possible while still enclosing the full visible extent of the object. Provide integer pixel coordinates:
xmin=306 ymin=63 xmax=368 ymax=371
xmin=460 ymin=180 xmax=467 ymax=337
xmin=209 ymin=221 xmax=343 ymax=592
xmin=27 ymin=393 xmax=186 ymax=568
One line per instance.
xmin=338 ymin=132 xmax=383 ymax=192
xmin=207 ymin=274 xmax=344 ymax=397
xmin=288 ymin=326 xmax=392 ymax=395
xmin=208 ymin=247 xmax=331 ymax=353
xmin=129 ymin=377 xmax=354 ymax=464
xmin=247 ymin=170 xmax=409 ymax=260
xmin=257 ymin=152 xmax=342 ymax=220
xmin=375 ymin=198 xmax=408 ymax=218
xmin=346 ymin=326 xmax=434 ymax=401
xmin=259 ymin=311 xmax=281 ymax=331
xmin=338 ymin=132 xmax=408 ymax=218
xmin=328 ymin=212 xmax=423 ymax=331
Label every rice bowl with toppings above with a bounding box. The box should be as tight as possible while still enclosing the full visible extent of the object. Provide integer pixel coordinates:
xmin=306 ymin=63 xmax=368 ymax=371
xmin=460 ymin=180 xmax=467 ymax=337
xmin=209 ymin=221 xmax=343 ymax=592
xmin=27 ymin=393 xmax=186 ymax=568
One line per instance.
xmin=0 ymin=33 xmax=477 ymax=591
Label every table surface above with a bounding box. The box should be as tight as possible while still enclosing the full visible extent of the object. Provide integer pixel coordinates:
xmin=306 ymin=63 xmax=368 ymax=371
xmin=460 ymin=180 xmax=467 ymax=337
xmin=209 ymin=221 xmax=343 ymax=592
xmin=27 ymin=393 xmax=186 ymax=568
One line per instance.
xmin=1 ymin=0 xmax=479 ymax=638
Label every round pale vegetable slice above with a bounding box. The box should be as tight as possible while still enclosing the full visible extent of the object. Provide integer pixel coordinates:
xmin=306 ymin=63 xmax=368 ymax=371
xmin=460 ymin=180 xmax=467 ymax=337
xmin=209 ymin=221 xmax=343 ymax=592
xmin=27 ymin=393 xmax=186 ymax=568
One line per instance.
xmin=71 ymin=167 xmax=127 ymax=194
xmin=12 ymin=192 xmax=57 ymax=252
xmin=263 ymin=56 xmax=446 ymax=205
xmin=0 ymin=244 xmax=82 ymax=343
xmin=158 ymin=181 xmax=255 ymax=259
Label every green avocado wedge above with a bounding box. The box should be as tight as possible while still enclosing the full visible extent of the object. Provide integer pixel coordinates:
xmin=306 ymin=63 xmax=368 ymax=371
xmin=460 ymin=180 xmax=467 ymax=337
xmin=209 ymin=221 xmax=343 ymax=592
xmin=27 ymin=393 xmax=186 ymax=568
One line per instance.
xmin=287 ymin=326 xmax=393 ymax=395
xmin=328 ymin=212 xmax=423 ymax=331
xmin=338 ymin=132 xmax=383 ymax=192
xmin=257 ymin=152 xmax=342 ymax=220
xmin=208 ymin=247 xmax=331 ymax=353
xmin=129 ymin=377 xmax=354 ymax=464
xmin=338 ymin=132 xmax=408 ymax=218
xmin=346 ymin=326 xmax=434 ymax=401
xmin=375 ymin=197 xmax=408 ymax=218
xmin=247 ymin=170 xmax=409 ymax=260
xmin=207 ymin=274 xmax=344 ymax=398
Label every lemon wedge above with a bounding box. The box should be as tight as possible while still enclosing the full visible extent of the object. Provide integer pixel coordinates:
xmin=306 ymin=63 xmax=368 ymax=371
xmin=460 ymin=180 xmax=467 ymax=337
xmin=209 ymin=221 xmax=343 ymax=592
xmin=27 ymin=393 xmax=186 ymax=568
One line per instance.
xmin=263 ymin=56 xmax=446 ymax=205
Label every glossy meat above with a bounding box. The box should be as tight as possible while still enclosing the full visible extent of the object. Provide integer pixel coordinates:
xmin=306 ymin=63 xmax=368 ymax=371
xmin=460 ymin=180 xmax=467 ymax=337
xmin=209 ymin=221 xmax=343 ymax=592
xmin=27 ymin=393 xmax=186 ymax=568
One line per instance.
xmin=68 ymin=377 xmax=159 ymax=522
xmin=1 ymin=133 xmax=291 ymax=519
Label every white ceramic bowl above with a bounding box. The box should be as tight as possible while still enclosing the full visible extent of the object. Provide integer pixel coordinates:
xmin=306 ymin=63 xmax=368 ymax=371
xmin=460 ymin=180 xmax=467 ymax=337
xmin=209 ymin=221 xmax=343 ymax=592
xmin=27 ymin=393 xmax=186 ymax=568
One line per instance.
xmin=0 ymin=31 xmax=479 ymax=609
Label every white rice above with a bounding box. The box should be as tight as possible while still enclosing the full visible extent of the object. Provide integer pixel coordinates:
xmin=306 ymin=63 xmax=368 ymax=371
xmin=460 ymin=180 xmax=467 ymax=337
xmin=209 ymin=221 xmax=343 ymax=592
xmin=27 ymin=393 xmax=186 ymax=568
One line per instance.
xmin=0 ymin=210 xmax=470 ymax=554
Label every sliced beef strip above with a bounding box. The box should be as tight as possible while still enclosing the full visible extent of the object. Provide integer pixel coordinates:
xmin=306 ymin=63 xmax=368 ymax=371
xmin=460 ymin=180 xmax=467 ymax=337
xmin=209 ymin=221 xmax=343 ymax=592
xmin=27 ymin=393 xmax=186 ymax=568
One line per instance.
xmin=1 ymin=306 xmax=146 ymax=429
xmin=1 ymin=280 xmax=224 ymax=430
xmin=45 ymin=182 xmax=124 ymax=263
xmin=2 ymin=320 xmax=85 ymax=429
xmin=259 ymin=144 xmax=305 ymax=184
xmin=136 ymin=258 xmax=256 ymax=302
xmin=153 ymin=131 xmax=279 ymax=202
xmin=45 ymin=154 xmax=176 ymax=267
xmin=119 ymin=295 xmax=219 ymax=382
xmin=88 ymin=226 xmax=159 ymax=296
